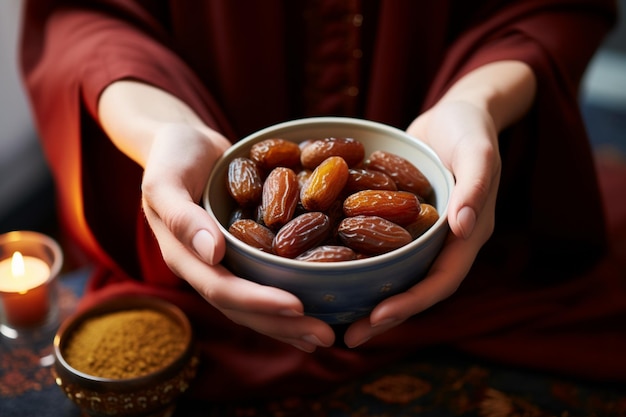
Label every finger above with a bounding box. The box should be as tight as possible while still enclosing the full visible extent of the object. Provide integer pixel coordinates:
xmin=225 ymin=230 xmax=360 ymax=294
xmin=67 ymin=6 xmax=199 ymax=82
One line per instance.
xmin=150 ymin=213 xmax=333 ymax=347
xmin=344 ymin=229 xmax=485 ymax=348
xmin=144 ymin=192 xmax=225 ymax=265
xmin=372 ymin=234 xmax=477 ymax=321
xmin=142 ymin=128 xmax=227 ymax=265
xmin=370 ymin=172 xmax=499 ymax=325
xmin=447 ymin=133 xmax=500 ymax=240
xmin=224 ymin=310 xmax=336 ymax=351
xmin=407 ymin=102 xmax=500 ymax=240
xmin=146 ymin=203 xmax=337 ymax=350
xmin=343 ymin=314 xmax=405 ymax=349
xmin=145 ymin=202 xmax=305 ymax=316
xmin=193 ymin=263 xmax=306 ymax=315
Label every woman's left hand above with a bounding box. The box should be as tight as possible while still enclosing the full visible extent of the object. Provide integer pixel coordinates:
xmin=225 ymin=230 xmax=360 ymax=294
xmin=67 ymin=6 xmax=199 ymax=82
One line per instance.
xmin=343 ymin=59 xmax=536 ymax=348
xmin=343 ymin=100 xmax=502 ymax=347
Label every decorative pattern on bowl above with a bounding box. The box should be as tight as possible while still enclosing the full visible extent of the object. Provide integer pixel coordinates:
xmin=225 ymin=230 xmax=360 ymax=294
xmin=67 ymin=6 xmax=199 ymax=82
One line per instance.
xmin=53 ymin=356 xmax=198 ymax=417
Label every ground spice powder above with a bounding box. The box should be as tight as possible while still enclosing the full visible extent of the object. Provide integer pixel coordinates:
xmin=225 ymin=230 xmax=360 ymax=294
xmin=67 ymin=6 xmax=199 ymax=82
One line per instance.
xmin=63 ymin=309 xmax=186 ymax=379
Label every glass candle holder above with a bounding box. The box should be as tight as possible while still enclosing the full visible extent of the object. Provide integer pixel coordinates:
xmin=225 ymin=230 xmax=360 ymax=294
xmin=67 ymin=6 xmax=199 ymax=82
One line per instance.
xmin=0 ymin=231 xmax=63 ymax=348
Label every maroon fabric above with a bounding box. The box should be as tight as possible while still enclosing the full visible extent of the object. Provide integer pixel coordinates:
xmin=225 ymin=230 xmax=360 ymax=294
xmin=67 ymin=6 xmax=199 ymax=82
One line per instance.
xmin=19 ymin=0 xmax=626 ymax=400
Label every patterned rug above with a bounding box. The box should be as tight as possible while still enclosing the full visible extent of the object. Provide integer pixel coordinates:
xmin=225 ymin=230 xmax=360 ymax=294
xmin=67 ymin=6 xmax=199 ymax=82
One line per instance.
xmin=172 ymin=351 xmax=626 ymax=417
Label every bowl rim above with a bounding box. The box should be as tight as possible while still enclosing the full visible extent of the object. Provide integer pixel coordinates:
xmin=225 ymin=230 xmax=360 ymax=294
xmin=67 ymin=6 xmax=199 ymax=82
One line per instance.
xmin=203 ymin=116 xmax=455 ymax=272
xmin=53 ymin=295 xmax=194 ymax=388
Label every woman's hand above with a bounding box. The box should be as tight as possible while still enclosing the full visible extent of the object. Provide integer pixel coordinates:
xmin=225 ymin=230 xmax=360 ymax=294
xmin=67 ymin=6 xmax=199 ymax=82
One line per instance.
xmin=343 ymin=101 xmax=501 ymax=347
xmin=142 ymin=124 xmax=335 ymax=352
xmin=343 ymin=61 xmax=536 ymax=348
xmin=99 ymin=82 xmax=335 ymax=352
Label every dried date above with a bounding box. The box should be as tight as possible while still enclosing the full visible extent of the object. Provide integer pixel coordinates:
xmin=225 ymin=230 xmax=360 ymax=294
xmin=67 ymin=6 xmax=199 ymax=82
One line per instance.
xmin=404 ymin=203 xmax=439 ymax=239
xmin=226 ymin=157 xmax=263 ymax=207
xmin=228 ymin=219 xmax=275 ymax=252
xmin=273 ymin=212 xmax=331 ymax=258
xmin=300 ymin=137 xmax=365 ymax=169
xmin=367 ymin=150 xmax=432 ymax=199
xmin=250 ymin=138 xmax=301 ymax=171
xmin=343 ymin=190 xmax=421 ymax=226
xmin=344 ymin=168 xmax=397 ymax=193
xmin=262 ymin=167 xmax=299 ymax=229
xmin=337 ymin=215 xmax=412 ymax=255
xmin=300 ymin=156 xmax=349 ymax=212
xmin=295 ymin=245 xmax=356 ymax=262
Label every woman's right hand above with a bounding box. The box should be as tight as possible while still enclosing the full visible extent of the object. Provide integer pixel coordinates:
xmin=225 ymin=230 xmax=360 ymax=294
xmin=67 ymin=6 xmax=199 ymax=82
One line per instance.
xmin=99 ymin=82 xmax=335 ymax=352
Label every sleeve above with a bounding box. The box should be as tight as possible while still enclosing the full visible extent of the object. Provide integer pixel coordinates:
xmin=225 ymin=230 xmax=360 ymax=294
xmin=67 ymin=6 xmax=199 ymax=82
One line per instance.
xmin=424 ymin=0 xmax=617 ymax=104
xmin=19 ymin=0 xmax=233 ymax=284
xmin=423 ymin=0 xmax=617 ymax=276
xmin=21 ymin=0 xmax=234 ymax=137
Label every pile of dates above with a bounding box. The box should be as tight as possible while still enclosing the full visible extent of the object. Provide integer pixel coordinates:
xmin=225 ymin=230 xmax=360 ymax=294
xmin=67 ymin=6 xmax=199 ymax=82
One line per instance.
xmin=225 ymin=137 xmax=440 ymax=262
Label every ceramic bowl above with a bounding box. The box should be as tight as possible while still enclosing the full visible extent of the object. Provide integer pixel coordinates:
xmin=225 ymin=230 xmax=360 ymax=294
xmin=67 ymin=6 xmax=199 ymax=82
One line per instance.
xmin=52 ymin=296 xmax=198 ymax=417
xmin=202 ymin=117 xmax=454 ymax=324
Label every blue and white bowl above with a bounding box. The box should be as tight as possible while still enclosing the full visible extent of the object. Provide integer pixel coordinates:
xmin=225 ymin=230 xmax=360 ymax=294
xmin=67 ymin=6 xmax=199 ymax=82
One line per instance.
xmin=203 ymin=117 xmax=454 ymax=324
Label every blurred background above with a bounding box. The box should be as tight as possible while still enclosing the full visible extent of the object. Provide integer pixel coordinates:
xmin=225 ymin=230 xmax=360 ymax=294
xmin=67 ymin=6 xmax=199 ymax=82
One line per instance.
xmin=1 ymin=0 xmax=625 ymax=234
xmin=0 ymin=0 xmax=55 ymax=234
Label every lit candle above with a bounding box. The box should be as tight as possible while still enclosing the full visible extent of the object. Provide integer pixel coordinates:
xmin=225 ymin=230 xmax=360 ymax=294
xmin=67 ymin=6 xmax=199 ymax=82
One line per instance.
xmin=0 ymin=251 xmax=51 ymax=328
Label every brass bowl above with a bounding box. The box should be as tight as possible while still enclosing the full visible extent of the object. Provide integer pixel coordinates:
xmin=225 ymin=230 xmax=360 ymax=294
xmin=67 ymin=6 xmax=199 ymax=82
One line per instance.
xmin=52 ymin=296 xmax=198 ymax=417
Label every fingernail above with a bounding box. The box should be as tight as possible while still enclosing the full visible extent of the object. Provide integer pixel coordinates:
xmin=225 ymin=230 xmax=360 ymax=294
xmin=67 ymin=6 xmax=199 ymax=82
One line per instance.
xmin=291 ymin=342 xmax=316 ymax=353
xmin=457 ymin=206 xmax=476 ymax=239
xmin=279 ymin=309 xmax=304 ymax=317
xmin=371 ymin=317 xmax=399 ymax=328
xmin=192 ymin=229 xmax=215 ymax=264
xmin=302 ymin=334 xmax=328 ymax=347
xmin=346 ymin=335 xmax=371 ymax=348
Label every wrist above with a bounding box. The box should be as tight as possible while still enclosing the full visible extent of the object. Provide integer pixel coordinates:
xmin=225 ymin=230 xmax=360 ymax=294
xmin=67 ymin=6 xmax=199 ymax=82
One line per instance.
xmin=437 ymin=60 xmax=536 ymax=133
xmin=98 ymin=80 xmax=224 ymax=167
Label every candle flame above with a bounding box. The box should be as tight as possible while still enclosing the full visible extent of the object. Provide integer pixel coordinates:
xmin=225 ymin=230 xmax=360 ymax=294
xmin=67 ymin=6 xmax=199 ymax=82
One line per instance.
xmin=11 ymin=251 xmax=25 ymax=277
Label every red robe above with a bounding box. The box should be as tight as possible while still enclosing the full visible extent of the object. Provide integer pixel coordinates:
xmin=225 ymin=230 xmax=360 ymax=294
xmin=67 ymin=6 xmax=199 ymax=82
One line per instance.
xmin=20 ymin=0 xmax=626 ymax=400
